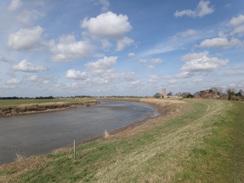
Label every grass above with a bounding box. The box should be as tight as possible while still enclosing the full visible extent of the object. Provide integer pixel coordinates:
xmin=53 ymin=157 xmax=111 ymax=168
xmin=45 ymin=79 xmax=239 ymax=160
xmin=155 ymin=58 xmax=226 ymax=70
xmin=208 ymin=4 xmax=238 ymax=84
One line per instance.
xmin=0 ymin=99 xmax=243 ymax=182
xmin=0 ymin=98 xmax=94 ymax=108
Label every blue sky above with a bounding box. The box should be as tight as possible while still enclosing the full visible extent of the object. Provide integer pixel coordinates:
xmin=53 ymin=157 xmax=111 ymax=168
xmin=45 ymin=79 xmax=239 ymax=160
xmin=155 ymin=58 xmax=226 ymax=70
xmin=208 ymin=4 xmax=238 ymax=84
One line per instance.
xmin=0 ymin=0 xmax=243 ymax=97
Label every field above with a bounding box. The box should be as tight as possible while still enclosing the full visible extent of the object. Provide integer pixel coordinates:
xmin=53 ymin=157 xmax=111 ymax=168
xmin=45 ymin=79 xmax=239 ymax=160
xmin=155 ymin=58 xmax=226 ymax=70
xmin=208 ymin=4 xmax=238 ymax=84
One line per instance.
xmin=0 ymin=99 xmax=243 ymax=183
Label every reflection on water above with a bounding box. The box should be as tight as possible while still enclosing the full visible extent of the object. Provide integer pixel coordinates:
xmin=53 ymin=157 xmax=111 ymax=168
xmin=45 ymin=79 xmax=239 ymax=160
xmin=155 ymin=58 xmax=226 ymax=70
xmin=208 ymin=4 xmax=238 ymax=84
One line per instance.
xmin=0 ymin=100 xmax=153 ymax=164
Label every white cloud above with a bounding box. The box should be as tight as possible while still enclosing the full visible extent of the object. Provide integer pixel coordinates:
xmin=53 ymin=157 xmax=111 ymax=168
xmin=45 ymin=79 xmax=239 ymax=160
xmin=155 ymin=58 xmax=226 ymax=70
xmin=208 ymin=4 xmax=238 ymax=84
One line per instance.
xmin=147 ymin=65 xmax=155 ymax=69
xmin=7 ymin=26 xmax=45 ymax=51
xmin=127 ymin=80 xmax=141 ymax=88
xmin=128 ymin=53 xmax=136 ymax=57
xmin=17 ymin=10 xmax=44 ymax=25
xmin=85 ymin=56 xmax=117 ymax=74
xmin=66 ymin=56 xmax=135 ymax=85
xmin=229 ymin=14 xmax=244 ymax=36
xmin=149 ymin=75 xmax=160 ymax=83
xmin=66 ymin=70 xmax=88 ymax=80
xmin=0 ymin=56 xmax=12 ymax=63
xmin=8 ymin=0 xmax=22 ymax=11
xmin=172 ymin=29 xmax=198 ymax=41
xmin=28 ymin=75 xmax=38 ymax=81
xmin=119 ymin=72 xmax=136 ymax=81
xmin=229 ymin=14 xmax=244 ymax=26
xmin=178 ymin=51 xmax=228 ymax=78
xmin=116 ymin=37 xmax=134 ymax=51
xmin=50 ymin=35 xmax=93 ymax=62
xmin=99 ymin=0 xmax=110 ymax=12
xmin=139 ymin=58 xmax=163 ymax=64
xmin=12 ymin=59 xmax=47 ymax=72
xmin=174 ymin=0 xmax=214 ymax=18
xmin=199 ymin=37 xmax=229 ymax=48
xmin=81 ymin=11 xmax=132 ymax=39
xmin=100 ymin=39 xmax=112 ymax=50
xmin=7 ymin=78 xmax=21 ymax=84
xmin=199 ymin=37 xmax=243 ymax=48
xmin=231 ymin=25 xmax=244 ymax=36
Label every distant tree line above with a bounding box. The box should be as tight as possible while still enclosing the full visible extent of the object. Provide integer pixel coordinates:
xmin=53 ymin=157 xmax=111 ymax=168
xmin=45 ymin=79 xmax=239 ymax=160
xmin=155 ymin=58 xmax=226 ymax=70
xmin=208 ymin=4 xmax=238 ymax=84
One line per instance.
xmin=0 ymin=96 xmax=54 ymax=100
xmin=35 ymin=96 xmax=53 ymax=99
xmin=0 ymin=97 xmax=31 ymax=100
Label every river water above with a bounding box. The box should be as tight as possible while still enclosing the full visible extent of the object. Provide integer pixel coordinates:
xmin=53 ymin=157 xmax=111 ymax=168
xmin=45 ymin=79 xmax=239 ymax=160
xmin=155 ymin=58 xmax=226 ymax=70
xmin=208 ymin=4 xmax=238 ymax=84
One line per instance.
xmin=0 ymin=100 xmax=153 ymax=165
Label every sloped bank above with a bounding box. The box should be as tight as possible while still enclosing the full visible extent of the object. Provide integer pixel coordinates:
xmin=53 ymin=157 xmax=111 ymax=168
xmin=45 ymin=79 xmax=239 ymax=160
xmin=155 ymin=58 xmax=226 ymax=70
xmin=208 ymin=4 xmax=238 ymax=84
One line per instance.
xmin=0 ymin=100 xmax=100 ymax=117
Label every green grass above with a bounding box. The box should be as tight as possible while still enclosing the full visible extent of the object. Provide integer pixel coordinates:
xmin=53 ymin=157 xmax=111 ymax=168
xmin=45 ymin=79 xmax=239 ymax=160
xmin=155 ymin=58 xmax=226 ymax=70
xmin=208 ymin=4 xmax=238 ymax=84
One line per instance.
xmin=0 ymin=98 xmax=94 ymax=108
xmin=0 ymin=99 xmax=243 ymax=182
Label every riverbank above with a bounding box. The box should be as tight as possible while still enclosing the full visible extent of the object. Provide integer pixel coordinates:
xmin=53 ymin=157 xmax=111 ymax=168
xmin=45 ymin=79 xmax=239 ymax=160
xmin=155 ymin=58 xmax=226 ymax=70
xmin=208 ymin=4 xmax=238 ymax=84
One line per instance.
xmin=0 ymin=98 xmax=99 ymax=117
xmin=0 ymin=99 xmax=243 ymax=182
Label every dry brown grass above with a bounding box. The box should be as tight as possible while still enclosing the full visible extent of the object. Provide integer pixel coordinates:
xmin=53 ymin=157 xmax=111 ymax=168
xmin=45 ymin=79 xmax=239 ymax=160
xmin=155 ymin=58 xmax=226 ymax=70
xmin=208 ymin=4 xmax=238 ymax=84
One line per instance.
xmin=104 ymin=130 xmax=110 ymax=138
xmin=0 ymin=155 xmax=50 ymax=183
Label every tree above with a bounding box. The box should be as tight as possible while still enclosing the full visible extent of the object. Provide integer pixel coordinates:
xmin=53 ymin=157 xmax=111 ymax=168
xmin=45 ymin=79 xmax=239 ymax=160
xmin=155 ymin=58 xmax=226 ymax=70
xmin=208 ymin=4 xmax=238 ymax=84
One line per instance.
xmin=154 ymin=93 xmax=162 ymax=98
xmin=227 ymin=88 xmax=235 ymax=100
xmin=235 ymin=90 xmax=243 ymax=97
xmin=167 ymin=91 xmax=173 ymax=96
xmin=182 ymin=92 xmax=193 ymax=98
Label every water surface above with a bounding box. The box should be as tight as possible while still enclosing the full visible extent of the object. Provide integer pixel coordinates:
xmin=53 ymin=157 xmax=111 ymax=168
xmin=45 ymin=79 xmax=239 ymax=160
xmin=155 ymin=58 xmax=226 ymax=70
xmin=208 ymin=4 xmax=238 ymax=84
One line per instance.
xmin=0 ymin=100 xmax=153 ymax=164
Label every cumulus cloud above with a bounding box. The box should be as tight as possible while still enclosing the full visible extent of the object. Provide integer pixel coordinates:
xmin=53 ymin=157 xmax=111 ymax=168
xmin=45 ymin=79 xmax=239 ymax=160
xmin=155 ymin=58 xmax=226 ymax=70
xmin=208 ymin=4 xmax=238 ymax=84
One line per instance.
xmin=199 ymin=37 xmax=229 ymax=48
xmin=12 ymin=59 xmax=47 ymax=72
xmin=116 ymin=37 xmax=134 ymax=51
xmin=7 ymin=26 xmax=45 ymax=51
xmin=27 ymin=75 xmax=38 ymax=81
xmin=231 ymin=25 xmax=244 ymax=36
xmin=81 ymin=11 xmax=132 ymax=39
xmin=66 ymin=70 xmax=88 ymax=80
xmin=50 ymin=35 xmax=93 ymax=62
xmin=6 ymin=78 xmax=21 ymax=85
xmin=199 ymin=36 xmax=243 ymax=49
xmin=229 ymin=14 xmax=244 ymax=26
xmin=174 ymin=0 xmax=214 ymax=18
xmin=177 ymin=51 xmax=228 ymax=78
xmin=85 ymin=56 xmax=117 ymax=74
xmin=66 ymin=56 xmax=135 ymax=85
xmin=128 ymin=53 xmax=136 ymax=57
xmin=139 ymin=58 xmax=163 ymax=64
xmin=8 ymin=0 xmax=22 ymax=11
xmin=229 ymin=14 xmax=244 ymax=36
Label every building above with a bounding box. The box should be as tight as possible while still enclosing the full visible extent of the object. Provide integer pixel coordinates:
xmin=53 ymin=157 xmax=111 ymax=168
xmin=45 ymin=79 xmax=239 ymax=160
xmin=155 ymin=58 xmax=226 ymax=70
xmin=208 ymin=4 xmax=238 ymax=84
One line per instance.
xmin=162 ymin=88 xmax=167 ymax=98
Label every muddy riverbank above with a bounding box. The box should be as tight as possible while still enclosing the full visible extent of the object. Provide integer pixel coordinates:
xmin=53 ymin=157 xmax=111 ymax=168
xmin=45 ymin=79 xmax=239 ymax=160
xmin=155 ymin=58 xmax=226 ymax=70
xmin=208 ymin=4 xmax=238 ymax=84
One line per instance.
xmin=0 ymin=101 xmax=99 ymax=117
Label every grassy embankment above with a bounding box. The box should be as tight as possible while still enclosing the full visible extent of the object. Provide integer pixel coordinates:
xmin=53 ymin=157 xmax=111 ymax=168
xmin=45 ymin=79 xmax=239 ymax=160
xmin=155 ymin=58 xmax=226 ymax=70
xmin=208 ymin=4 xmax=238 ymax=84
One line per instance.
xmin=0 ymin=98 xmax=96 ymax=116
xmin=0 ymin=99 xmax=243 ymax=182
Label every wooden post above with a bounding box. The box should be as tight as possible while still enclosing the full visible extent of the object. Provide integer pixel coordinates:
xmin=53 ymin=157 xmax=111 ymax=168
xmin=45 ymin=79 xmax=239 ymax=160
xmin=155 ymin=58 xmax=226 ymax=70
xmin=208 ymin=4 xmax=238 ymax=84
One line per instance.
xmin=73 ymin=140 xmax=76 ymax=159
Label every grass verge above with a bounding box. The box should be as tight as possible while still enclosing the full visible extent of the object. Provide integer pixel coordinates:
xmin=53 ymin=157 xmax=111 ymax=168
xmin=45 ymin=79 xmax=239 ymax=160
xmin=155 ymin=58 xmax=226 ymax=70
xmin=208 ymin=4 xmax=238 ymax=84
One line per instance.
xmin=0 ymin=99 xmax=243 ymax=182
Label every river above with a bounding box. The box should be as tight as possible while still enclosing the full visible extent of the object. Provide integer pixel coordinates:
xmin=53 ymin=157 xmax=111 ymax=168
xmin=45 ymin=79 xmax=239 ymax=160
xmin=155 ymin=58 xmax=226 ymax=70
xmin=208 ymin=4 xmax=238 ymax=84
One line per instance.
xmin=0 ymin=100 xmax=153 ymax=165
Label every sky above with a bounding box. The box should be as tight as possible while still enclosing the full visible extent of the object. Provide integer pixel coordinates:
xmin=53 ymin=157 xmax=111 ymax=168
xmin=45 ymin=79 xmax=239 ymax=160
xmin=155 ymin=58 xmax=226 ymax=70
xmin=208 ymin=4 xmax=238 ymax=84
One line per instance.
xmin=0 ymin=0 xmax=243 ymax=97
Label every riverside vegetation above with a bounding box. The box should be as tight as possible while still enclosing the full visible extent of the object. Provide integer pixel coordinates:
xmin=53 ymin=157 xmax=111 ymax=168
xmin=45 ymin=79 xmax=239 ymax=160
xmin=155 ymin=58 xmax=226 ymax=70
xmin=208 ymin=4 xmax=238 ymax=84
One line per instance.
xmin=0 ymin=98 xmax=243 ymax=182
xmin=0 ymin=98 xmax=98 ymax=116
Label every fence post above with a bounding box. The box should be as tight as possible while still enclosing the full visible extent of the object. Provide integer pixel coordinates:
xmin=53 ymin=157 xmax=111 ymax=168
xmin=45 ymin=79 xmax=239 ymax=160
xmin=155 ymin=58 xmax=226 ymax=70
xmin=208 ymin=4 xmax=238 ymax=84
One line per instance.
xmin=73 ymin=139 xmax=76 ymax=159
